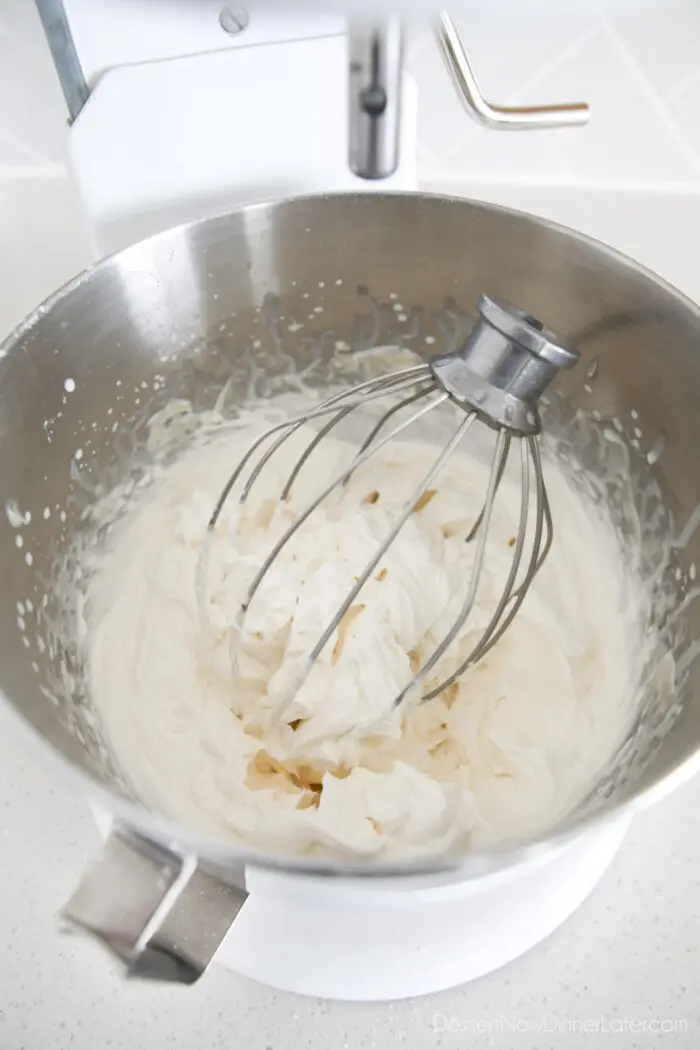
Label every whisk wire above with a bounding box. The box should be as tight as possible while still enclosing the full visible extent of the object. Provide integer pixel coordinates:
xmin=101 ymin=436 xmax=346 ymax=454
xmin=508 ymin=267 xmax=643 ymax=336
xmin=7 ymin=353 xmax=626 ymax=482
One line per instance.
xmin=279 ymin=403 xmax=357 ymax=500
xmin=307 ymin=409 xmax=477 ymax=668
xmin=442 ymin=434 xmax=552 ymax=682
xmin=268 ymin=407 xmax=476 ymax=722
xmin=208 ymin=363 xmax=431 ymax=530
xmin=283 ymin=381 xmax=437 ymax=500
xmin=352 ymin=381 xmax=438 ymax=464
xmin=392 ymin=427 xmax=509 ymax=709
xmin=239 ymin=391 xmax=450 ymax=617
xmin=422 ymin=434 xmax=531 ymax=700
xmin=239 ymin=366 xmax=433 ymax=508
xmin=465 ymin=433 xmax=512 ymax=543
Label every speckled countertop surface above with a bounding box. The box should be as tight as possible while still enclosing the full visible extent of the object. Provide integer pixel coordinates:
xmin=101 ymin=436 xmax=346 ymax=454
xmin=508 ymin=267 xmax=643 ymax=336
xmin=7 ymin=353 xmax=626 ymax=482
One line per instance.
xmin=2 ymin=722 xmax=699 ymax=1049
xmin=1 ymin=178 xmax=700 ymax=1049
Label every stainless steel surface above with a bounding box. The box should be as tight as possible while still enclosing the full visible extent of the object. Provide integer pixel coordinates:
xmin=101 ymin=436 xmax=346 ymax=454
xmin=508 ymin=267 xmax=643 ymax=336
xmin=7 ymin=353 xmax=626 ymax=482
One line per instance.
xmin=348 ymin=18 xmax=403 ymax=179
xmin=208 ymin=295 xmax=577 ymax=726
xmin=431 ymin=294 xmax=579 ymax=434
xmin=61 ymin=826 xmax=247 ymax=983
xmin=1 ymin=193 xmax=700 ymax=965
xmin=437 ymin=13 xmax=590 ymax=131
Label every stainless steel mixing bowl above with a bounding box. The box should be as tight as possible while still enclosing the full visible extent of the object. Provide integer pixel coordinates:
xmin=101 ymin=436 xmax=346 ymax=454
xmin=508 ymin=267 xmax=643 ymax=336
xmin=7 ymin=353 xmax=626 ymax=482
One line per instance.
xmin=2 ymin=193 xmax=699 ymax=982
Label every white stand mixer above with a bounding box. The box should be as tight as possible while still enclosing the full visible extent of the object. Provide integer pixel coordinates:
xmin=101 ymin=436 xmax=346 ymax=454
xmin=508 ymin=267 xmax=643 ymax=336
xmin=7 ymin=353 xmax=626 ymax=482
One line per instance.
xmin=38 ymin=0 xmax=630 ymax=999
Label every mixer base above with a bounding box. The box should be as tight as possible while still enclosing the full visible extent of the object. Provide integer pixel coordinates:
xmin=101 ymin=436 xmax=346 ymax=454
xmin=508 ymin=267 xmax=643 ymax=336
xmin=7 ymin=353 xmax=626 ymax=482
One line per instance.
xmin=215 ymin=816 xmax=630 ymax=1000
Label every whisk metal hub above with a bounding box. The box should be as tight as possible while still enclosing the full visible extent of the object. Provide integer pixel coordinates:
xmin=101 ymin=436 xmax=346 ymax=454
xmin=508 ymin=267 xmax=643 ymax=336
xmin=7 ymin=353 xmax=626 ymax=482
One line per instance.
xmin=431 ymin=296 xmax=579 ymax=435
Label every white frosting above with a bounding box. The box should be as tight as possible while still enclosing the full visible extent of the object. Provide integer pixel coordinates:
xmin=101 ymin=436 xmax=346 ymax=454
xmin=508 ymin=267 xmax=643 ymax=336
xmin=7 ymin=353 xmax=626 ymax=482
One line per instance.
xmin=83 ymin=401 xmax=648 ymax=860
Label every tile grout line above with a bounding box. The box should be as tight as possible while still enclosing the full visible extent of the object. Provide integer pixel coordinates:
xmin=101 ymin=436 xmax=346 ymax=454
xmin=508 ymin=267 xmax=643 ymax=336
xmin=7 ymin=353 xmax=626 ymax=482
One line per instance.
xmin=0 ymin=126 xmax=55 ymax=168
xmin=0 ymin=164 xmax=68 ymax=179
xmin=601 ymin=20 xmax=700 ymax=178
xmin=597 ymin=1 xmax=700 ymax=109
xmin=664 ymin=69 xmax=700 ymax=106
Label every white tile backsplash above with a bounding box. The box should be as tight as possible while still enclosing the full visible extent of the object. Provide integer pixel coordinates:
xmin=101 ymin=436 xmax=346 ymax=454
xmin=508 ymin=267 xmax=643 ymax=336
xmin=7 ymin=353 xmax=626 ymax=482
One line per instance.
xmin=606 ymin=0 xmax=700 ymax=101
xmin=0 ymin=175 xmax=90 ymax=337
xmin=2 ymin=0 xmax=700 ymax=186
xmin=0 ymin=128 xmax=43 ymax=166
xmin=420 ymin=24 xmax=700 ymax=183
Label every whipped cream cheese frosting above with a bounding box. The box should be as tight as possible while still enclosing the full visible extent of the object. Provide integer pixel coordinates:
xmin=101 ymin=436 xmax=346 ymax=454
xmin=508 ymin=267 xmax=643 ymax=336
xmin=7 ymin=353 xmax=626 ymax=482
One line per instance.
xmin=82 ymin=399 xmax=647 ymax=860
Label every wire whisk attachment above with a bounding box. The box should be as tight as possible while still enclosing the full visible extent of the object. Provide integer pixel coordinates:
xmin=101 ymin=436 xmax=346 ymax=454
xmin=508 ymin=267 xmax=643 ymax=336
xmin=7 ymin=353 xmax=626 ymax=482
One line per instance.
xmin=201 ymin=295 xmax=579 ymax=723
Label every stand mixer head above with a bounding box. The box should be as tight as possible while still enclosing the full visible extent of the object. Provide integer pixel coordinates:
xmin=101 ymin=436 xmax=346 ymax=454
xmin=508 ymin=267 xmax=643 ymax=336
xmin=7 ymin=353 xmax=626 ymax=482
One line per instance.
xmin=37 ymin=3 xmax=590 ymax=182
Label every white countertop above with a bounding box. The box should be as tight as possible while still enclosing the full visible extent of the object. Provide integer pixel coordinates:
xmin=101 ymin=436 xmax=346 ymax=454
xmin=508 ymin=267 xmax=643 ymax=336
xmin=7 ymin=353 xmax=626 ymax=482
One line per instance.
xmin=1 ymin=176 xmax=699 ymax=1049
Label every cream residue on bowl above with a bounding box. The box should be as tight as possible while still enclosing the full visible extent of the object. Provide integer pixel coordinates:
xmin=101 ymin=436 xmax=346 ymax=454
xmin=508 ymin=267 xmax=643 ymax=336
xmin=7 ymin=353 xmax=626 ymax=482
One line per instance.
xmin=76 ymin=390 xmax=662 ymax=861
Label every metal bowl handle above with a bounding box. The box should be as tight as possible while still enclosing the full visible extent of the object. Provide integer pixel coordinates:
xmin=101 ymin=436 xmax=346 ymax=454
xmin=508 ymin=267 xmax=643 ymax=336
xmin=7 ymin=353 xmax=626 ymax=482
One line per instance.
xmin=60 ymin=826 xmax=247 ymax=984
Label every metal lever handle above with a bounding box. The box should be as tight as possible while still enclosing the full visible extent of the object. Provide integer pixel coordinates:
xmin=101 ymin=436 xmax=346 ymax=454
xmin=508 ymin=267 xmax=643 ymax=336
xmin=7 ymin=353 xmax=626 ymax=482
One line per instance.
xmin=437 ymin=13 xmax=590 ymax=130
